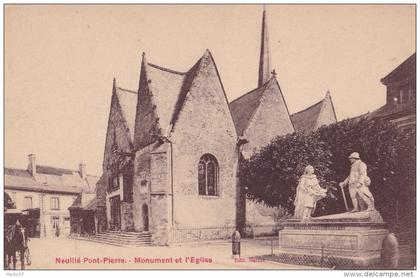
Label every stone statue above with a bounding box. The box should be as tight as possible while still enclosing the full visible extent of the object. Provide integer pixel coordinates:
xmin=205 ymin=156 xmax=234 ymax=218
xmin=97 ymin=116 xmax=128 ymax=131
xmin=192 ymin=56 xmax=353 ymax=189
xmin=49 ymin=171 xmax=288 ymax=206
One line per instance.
xmin=339 ymin=152 xmax=375 ymax=212
xmin=294 ymin=165 xmax=327 ymax=220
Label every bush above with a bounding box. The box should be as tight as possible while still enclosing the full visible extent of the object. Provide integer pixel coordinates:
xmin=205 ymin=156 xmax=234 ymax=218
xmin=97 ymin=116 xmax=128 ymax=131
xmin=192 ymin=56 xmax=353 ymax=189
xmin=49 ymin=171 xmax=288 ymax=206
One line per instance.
xmin=243 ymin=117 xmax=415 ymax=222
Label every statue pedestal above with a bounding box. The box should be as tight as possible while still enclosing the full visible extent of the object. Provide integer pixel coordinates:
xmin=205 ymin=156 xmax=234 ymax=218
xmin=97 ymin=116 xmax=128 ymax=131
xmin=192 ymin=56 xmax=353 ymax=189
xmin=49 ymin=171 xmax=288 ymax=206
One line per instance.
xmin=278 ymin=211 xmax=388 ymax=268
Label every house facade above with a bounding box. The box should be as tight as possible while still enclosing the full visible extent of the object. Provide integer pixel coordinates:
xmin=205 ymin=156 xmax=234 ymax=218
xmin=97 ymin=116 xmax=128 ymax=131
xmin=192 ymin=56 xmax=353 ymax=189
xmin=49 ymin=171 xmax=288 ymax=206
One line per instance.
xmin=369 ymin=53 xmax=416 ymax=131
xmin=5 ymin=154 xmax=99 ymax=237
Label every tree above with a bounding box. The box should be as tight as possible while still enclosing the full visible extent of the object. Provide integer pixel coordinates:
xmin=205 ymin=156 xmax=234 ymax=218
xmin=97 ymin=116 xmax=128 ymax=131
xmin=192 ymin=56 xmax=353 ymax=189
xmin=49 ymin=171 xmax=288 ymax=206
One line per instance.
xmin=241 ymin=132 xmax=335 ymax=215
xmin=242 ymin=116 xmax=415 ymax=223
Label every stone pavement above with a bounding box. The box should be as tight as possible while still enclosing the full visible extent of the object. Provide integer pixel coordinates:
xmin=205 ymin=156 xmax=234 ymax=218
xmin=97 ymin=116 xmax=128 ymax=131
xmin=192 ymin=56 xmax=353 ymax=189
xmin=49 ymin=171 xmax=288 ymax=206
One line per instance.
xmin=15 ymin=237 xmax=313 ymax=270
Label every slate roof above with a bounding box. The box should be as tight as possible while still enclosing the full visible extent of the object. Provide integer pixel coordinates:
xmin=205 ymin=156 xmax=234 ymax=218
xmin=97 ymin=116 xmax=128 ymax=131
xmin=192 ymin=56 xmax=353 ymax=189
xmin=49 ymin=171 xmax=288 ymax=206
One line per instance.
xmin=368 ymin=101 xmax=416 ymax=120
xmin=146 ymin=62 xmax=186 ymax=133
xmin=381 ymin=53 xmax=416 ymax=85
xmin=291 ymin=92 xmax=337 ymax=134
xmin=69 ymin=193 xmax=96 ymax=210
xmin=229 ymin=81 xmax=271 ymax=135
xmin=36 ymin=165 xmax=73 ymax=175
xmin=5 ymin=165 xmax=100 ymax=194
xmin=115 ymin=87 xmax=137 ymax=141
xmin=84 ymin=197 xmax=97 ymax=211
xmin=137 ymin=50 xmax=224 ymax=137
xmin=291 ymin=99 xmax=324 ymax=134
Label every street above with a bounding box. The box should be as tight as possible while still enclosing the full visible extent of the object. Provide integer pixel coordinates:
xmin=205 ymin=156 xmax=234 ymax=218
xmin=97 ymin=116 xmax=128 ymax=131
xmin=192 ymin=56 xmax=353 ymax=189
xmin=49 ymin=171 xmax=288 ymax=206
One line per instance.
xmin=16 ymin=237 xmax=311 ymax=270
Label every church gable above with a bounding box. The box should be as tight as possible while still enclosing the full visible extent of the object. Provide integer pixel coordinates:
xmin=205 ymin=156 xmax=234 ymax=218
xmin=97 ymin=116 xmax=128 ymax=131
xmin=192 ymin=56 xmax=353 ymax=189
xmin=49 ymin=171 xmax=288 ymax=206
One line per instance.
xmin=239 ymin=77 xmax=295 ymax=158
xmin=171 ymin=50 xmax=238 ymax=142
xmin=314 ymin=91 xmax=337 ymax=130
xmin=115 ymin=87 xmax=137 ymax=141
xmin=229 ymin=82 xmax=270 ymax=136
xmin=168 ymin=50 xmax=238 ymax=228
xmin=134 ymin=55 xmax=167 ymax=150
xmin=291 ymin=91 xmax=337 ymax=134
xmin=102 ymin=82 xmax=134 ymax=173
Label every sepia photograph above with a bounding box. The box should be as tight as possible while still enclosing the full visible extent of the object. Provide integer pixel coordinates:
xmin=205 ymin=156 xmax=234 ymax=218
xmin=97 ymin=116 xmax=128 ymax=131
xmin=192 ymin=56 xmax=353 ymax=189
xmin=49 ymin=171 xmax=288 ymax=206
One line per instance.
xmin=3 ymin=3 xmax=416 ymax=272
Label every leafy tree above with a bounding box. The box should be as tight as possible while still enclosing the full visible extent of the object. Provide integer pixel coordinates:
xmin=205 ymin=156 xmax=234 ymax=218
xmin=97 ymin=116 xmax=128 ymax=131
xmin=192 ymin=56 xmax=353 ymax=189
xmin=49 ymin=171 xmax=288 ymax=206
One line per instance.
xmin=241 ymin=132 xmax=335 ymax=215
xmin=242 ymin=116 xmax=415 ymax=223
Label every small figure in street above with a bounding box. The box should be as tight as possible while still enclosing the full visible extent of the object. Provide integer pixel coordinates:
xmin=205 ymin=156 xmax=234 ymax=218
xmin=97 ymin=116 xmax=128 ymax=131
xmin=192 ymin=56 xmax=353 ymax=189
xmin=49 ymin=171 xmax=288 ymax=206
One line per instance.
xmin=339 ymin=152 xmax=375 ymax=212
xmin=231 ymin=230 xmax=241 ymax=259
xmin=294 ymin=165 xmax=327 ymax=220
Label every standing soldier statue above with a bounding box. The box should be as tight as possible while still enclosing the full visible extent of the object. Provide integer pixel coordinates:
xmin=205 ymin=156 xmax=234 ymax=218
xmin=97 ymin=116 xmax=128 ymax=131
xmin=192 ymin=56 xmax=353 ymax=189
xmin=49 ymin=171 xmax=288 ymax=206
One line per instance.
xmin=339 ymin=152 xmax=375 ymax=212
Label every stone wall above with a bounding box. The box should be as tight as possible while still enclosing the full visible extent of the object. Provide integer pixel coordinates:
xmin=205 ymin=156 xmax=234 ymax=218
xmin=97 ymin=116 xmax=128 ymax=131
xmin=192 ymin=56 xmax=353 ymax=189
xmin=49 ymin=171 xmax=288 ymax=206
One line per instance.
xmin=169 ymin=51 xmax=238 ymax=235
xmin=241 ymin=79 xmax=294 ymax=159
xmin=149 ymin=146 xmax=172 ymax=245
xmin=133 ymin=147 xmax=151 ymax=232
xmin=95 ymin=178 xmax=108 ymax=233
xmin=239 ymin=79 xmax=294 ymax=235
xmin=98 ymin=86 xmax=135 ymax=233
xmin=172 ymin=226 xmax=236 ymax=242
xmin=245 ymin=199 xmax=279 ymax=237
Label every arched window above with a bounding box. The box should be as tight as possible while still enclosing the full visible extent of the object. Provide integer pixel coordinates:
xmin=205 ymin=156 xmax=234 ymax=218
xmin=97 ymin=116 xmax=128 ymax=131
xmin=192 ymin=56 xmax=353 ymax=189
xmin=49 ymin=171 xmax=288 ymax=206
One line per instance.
xmin=198 ymin=154 xmax=219 ymax=196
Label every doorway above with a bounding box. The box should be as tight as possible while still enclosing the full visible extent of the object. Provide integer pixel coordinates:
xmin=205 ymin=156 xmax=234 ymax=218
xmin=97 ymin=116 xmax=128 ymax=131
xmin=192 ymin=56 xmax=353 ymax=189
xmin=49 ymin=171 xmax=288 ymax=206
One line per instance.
xmin=142 ymin=204 xmax=149 ymax=231
xmin=110 ymin=196 xmax=121 ymax=230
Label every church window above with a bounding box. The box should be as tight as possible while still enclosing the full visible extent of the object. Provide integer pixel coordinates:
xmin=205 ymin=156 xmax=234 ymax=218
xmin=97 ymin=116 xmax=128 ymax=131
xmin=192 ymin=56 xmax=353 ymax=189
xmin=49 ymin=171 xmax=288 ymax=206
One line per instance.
xmin=198 ymin=154 xmax=219 ymax=196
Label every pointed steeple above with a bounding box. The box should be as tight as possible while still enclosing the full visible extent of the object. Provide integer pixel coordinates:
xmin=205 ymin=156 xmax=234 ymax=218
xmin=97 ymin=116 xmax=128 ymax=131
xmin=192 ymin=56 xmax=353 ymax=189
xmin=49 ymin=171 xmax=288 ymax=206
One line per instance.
xmin=112 ymin=77 xmax=117 ymax=94
xmin=325 ymin=90 xmax=331 ymax=99
xmin=258 ymin=7 xmax=271 ymax=87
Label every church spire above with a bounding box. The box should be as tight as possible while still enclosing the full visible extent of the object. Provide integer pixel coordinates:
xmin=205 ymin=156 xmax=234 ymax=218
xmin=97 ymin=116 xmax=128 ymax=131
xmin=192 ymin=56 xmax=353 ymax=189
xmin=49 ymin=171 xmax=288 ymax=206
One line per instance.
xmin=258 ymin=7 xmax=271 ymax=87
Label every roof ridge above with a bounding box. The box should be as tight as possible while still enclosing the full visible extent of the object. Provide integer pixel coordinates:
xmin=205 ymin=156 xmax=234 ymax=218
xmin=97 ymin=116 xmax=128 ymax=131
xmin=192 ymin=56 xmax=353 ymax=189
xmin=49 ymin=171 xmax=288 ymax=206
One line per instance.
xmin=117 ymin=87 xmax=137 ymax=95
xmin=291 ymin=98 xmax=324 ymax=116
xmin=37 ymin=164 xmax=76 ymax=172
xmin=169 ymin=54 xmax=204 ymax=129
xmin=147 ymin=62 xmax=186 ymax=76
xmin=5 ymin=166 xmax=27 ymax=171
xmin=230 ymin=80 xmax=270 ymax=104
xmin=381 ymin=52 xmax=416 ymax=83
xmin=113 ymin=88 xmax=135 ymax=146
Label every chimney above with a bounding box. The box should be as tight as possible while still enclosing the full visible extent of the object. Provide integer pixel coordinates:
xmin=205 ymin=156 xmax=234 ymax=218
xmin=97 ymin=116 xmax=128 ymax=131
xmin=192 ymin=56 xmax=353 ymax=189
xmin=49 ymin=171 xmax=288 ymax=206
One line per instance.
xmin=79 ymin=163 xmax=87 ymax=179
xmin=28 ymin=154 xmax=36 ymax=176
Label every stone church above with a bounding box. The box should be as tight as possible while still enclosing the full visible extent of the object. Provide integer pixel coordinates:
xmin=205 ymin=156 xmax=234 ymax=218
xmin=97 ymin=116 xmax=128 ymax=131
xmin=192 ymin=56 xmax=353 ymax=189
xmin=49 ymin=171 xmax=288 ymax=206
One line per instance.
xmin=96 ymin=9 xmax=337 ymax=245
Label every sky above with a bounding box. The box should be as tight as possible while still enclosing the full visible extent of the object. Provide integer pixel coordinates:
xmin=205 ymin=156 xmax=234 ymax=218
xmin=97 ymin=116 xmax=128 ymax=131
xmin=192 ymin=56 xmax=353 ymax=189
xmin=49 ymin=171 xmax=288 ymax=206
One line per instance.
xmin=5 ymin=4 xmax=416 ymax=176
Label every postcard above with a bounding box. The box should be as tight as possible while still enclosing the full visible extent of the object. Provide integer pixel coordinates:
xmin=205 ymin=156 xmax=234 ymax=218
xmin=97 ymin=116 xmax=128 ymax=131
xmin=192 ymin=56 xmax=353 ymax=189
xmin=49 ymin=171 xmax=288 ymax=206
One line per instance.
xmin=3 ymin=4 xmax=416 ymax=271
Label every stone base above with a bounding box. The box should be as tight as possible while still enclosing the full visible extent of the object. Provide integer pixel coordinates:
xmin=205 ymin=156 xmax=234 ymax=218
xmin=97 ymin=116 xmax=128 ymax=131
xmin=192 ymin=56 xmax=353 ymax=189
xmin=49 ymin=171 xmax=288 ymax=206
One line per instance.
xmin=279 ymin=212 xmax=388 ymax=269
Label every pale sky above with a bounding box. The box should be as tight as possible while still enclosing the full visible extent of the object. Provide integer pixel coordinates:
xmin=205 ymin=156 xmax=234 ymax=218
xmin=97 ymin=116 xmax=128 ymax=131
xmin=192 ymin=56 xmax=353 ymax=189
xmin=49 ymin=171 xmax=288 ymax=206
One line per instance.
xmin=5 ymin=5 xmax=415 ymax=175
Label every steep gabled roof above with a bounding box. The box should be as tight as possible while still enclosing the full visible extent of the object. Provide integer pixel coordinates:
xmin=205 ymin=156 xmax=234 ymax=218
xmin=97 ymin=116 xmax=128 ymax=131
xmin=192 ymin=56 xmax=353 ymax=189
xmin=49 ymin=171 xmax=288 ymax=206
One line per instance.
xmin=115 ymin=86 xmax=137 ymax=141
xmin=229 ymin=81 xmax=271 ymax=135
xmin=291 ymin=99 xmax=324 ymax=134
xmin=145 ymin=62 xmax=186 ymax=134
xmin=135 ymin=49 xmax=232 ymax=146
xmin=291 ymin=91 xmax=337 ymax=134
xmin=169 ymin=57 xmax=203 ymax=130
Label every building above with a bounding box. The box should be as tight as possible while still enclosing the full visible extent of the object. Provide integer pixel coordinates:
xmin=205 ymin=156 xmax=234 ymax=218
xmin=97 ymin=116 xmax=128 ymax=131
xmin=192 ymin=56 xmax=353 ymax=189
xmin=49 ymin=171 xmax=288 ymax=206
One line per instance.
xmin=291 ymin=91 xmax=337 ymax=134
xmin=5 ymin=154 xmax=99 ymax=237
xmin=69 ymin=192 xmax=97 ymax=236
xmin=369 ymin=53 xmax=416 ymax=131
xmin=95 ymin=8 xmax=338 ymax=244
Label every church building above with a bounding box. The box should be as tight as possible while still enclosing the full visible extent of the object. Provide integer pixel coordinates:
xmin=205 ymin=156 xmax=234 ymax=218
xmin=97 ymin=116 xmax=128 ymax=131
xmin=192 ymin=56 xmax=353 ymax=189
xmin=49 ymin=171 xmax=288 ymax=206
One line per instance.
xmin=95 ymin=8 xmax=337 ymax=245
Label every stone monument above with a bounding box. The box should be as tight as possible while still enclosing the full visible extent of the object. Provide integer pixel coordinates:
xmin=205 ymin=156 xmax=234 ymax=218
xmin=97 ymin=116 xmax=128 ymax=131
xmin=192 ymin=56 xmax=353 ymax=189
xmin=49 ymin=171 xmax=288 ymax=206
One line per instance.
xmin=279 ymin=211 xmax=388 ymax=268
xmin=279 ymin=156 xmax=389 ymax=268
